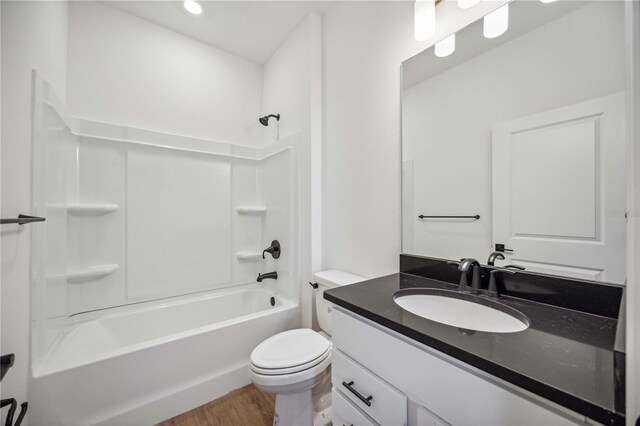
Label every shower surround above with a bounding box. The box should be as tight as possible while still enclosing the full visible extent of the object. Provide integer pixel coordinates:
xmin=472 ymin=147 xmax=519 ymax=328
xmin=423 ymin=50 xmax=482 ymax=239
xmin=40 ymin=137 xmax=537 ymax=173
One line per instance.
xmin=28 ymin=74 xmax=301 ymax=424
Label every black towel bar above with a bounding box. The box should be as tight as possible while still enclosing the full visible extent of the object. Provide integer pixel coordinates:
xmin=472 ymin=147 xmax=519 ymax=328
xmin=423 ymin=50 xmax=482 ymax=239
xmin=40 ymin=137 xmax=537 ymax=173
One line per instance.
xmin=418 ymin=214 xmax=480 ymax=220
xmin=0 ymin=215 xmax=46 ymax=225
xmin=0 ymin=354 xmax=15 ymax=381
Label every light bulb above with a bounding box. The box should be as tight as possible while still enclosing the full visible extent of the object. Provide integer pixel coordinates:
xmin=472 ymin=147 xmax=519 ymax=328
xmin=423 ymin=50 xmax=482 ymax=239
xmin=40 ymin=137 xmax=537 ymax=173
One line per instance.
xmin=483 ymin=3 xmax=509 ymax=39
xmin=184 ymin=0 xmax=202 ymax=15
xmin=435 ymin=34 xmax=456 ymax=57
xmin=458 ymin=0 xmax=481 ymax=9
xmin=414 ymin=0 xmax=436 ymax=41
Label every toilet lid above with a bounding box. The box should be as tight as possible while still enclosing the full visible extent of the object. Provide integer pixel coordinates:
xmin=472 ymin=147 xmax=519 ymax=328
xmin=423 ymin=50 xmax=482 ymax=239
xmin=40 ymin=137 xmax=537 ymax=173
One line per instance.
xmin=250 ymin=329 xmax=331 ymax=371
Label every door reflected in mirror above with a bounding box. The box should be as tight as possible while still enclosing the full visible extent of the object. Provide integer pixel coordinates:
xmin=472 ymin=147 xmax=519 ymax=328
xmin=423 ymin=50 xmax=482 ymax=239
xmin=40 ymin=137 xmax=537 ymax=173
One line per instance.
xmin=401 ymin=0 xmax=626 ymax=284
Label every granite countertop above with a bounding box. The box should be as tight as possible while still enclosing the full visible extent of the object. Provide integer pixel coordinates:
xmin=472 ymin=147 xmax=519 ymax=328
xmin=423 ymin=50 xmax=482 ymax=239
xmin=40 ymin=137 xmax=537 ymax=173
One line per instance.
xmin=324 ymin=272 xmax=624 ymax=426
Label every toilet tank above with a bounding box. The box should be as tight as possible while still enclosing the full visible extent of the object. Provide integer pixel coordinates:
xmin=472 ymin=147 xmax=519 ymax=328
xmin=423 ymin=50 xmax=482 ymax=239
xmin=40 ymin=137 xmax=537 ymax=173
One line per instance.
xmin=314 ymin=270 xmax=366 ymax=336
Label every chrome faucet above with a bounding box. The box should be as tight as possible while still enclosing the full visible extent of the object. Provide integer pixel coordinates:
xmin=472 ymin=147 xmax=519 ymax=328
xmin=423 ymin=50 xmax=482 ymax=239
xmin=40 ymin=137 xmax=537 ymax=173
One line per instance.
xmin=458 ymin=258 xmax=480 ymax=273
xmin=449 ymin=258 xmax=481 ymax=293
xmin=257 ymin=271 xmax=278 ymax=282
xmin=487 ymin=251 xmax=505 ymax=266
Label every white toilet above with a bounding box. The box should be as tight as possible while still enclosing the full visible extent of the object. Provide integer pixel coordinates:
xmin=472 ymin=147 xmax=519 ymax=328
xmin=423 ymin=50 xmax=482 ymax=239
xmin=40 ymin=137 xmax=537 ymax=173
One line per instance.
xmin=248 ymin=270 xmax=365 ymax=426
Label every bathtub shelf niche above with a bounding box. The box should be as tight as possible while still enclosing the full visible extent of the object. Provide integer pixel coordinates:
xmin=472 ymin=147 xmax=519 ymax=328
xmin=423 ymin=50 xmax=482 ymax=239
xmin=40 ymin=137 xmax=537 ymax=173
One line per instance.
xmin=236 ymin=206 xmax=266 ymax=215
xmin=67 ymin=264 xmax=119 ymax=283
xmin=67 ymin=203 xmax=119 ymax=216
xmin=236 ymin=251 xmax=262 ymax=261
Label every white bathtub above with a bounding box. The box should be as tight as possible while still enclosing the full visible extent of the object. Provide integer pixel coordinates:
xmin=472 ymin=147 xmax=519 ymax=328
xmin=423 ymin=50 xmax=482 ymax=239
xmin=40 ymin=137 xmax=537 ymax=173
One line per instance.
xmin=29 ymin=285 xmax=299 ymax=425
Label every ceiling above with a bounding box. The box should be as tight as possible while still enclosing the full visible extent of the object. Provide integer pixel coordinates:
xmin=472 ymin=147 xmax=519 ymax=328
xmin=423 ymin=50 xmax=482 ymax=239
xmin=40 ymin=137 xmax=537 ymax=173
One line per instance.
xmin=102 ymin=1 xmax=334 ymax=64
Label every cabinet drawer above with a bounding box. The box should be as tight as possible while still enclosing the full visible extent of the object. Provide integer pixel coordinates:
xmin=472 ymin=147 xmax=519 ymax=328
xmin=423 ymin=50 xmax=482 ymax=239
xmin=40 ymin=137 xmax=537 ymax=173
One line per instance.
xmin=333 ymin=388 xmax=377 ymax=426
xmin=333 ymin=349 xmax=407 ymax=426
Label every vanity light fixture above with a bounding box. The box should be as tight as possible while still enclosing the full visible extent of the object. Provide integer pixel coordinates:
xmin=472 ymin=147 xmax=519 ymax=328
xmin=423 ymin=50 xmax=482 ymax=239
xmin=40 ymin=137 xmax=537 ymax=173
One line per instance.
xmin=435 ymin=33 xmax=456 ymax=57
xmin=458 ymin=0 xmax=481 ymax=10
xmin=184 ymin=0 xmax=202 ymax=15
xmin=414 ymin=0 xmax=436 ymax=41
xmin=540 ymin=0 xmax=558 ymax=3
xmin=483 ymin=3 xmax=509 ymax=39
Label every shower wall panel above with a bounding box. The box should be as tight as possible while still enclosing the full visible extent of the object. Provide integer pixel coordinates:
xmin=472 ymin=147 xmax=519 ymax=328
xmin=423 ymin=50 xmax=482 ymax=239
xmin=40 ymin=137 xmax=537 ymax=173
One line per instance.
xmin=127 ymin=146 xmax=232 ymax=299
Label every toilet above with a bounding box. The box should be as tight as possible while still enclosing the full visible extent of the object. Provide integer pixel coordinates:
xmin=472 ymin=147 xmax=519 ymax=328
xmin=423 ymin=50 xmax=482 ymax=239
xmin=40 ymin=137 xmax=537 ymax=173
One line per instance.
xmin=248 ymin=270 xmax=365 ymax=426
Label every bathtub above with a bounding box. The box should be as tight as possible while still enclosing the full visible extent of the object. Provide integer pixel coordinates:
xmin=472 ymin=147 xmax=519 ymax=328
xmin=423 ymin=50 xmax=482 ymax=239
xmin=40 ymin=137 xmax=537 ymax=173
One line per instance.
xmin=29 ymin=285 xmax=299 ymax=425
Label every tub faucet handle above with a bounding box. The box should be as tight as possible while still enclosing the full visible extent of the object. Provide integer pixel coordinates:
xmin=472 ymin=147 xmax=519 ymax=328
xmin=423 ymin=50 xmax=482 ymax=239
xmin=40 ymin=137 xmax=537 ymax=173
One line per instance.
xmin=262 ymin=240 xmax=281 ymax=259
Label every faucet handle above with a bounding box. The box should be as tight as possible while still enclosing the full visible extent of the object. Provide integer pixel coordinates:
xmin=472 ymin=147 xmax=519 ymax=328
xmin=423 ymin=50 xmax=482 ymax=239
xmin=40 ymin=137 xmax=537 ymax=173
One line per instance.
xmin=488 ymin=267 xmax=517 ymax=294
xmin=504 ymin=264 xmax=525 ymax=271
xmin=262 ymin=240 xmax=281 ymax=259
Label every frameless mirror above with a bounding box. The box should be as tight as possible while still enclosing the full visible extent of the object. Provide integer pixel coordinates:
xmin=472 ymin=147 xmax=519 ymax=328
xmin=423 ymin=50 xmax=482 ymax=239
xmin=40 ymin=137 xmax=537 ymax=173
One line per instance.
xmin=401 ymin=0 xmax=627 ymax=284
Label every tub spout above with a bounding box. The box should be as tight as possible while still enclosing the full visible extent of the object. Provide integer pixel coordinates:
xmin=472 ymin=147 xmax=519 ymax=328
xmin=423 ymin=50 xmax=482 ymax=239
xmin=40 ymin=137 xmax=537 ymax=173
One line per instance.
xmin=257 ymin=271 xmax=278 ymax=282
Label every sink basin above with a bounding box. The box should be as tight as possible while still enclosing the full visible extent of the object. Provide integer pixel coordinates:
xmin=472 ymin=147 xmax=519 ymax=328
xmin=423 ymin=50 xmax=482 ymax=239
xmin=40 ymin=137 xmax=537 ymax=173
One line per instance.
xmin=393 ymin=289 xmax=529 ymax=333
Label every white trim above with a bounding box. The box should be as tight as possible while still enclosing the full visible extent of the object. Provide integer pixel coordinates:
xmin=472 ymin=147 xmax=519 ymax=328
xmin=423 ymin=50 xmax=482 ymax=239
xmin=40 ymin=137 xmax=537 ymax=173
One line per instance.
xmin=626 ymin=0 xmax=640 ymax=424
xmin=305 ymin=12 xmax=324 ymax=330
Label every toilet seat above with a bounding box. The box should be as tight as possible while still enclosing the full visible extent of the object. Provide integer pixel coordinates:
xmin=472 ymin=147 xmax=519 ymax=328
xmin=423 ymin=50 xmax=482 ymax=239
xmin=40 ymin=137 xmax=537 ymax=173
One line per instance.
xmin=249 ymin=350 xmax=332 ymax=388
xmin=250 ymin=347 xmax=331 ymax=375
xmin=249 ymin=329 xmax=332 ymax=388
xmin=250 ymin=329 xmax=330 ymax=371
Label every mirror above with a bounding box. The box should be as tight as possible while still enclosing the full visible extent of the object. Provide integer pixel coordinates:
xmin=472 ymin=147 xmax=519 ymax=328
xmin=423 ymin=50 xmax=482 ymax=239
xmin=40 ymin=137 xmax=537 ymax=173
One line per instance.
xmin=401 ymin=1 xmax=627 ymax=284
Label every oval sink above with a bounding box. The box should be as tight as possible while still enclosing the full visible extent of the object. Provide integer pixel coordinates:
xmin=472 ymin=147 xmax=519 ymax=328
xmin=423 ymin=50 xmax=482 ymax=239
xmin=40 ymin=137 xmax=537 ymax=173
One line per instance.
xmin=394 ymin=289 xmax=529 ymax=333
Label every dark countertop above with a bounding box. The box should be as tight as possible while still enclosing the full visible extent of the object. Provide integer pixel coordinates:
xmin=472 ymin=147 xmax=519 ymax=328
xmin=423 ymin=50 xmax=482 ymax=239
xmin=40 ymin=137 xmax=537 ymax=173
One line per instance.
xmin=324 ymin=272 xmax=624 ymax=426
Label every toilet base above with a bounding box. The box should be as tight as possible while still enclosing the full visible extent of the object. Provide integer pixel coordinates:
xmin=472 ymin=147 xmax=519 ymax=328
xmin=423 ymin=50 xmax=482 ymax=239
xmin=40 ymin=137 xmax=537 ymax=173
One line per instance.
xmin=273 ymin=389 xmax=313 ymax=426
xmin=258 ymin=367 xmax=331 ymax=426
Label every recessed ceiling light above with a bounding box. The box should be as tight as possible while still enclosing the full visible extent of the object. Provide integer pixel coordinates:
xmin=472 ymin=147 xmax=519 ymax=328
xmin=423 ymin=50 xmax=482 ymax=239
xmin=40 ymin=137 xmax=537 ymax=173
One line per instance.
xmin=184 ymin=0 xmax=202 ymax=15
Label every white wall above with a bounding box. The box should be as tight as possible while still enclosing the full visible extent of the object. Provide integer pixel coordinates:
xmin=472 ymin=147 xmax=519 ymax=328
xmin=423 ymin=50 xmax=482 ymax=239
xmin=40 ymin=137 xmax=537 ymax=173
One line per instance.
xmin=402 ymin=2 xmax=626 ymax=263
xmin=67 ymin=1 xmax=263 ymax=146
xmin=0 ymin=0 xmax=69 ymax=420
xmin=262 ymin=14 xmax=322 ymax=328
xmin=322 ymin=1 xmax=507 ymax=278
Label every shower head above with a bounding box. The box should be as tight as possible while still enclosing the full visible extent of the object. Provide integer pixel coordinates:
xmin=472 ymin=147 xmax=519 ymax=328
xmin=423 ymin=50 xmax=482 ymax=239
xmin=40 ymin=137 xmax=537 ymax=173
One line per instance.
xmin=259 ymin=114 xmax=280 ymax=126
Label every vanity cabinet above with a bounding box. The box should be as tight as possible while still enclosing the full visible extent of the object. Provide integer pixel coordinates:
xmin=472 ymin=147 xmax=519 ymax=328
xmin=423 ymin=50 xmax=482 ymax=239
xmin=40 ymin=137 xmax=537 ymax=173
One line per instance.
xmin=331 ymin=308 xmax=589 ymax=426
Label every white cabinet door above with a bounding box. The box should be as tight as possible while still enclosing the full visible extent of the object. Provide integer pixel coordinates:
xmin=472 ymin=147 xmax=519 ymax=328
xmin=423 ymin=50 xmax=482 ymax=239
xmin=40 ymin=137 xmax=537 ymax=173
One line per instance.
xmin=333 ymin=308 xmax=583 ymax=426
xmin=492 ymin=93 xmax=626 ymax=283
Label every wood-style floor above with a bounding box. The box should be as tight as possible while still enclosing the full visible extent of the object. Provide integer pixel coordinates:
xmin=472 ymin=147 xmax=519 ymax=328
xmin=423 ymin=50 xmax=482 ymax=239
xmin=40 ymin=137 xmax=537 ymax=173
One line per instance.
xmin=157 ymin=385 xmax=275 ymax=426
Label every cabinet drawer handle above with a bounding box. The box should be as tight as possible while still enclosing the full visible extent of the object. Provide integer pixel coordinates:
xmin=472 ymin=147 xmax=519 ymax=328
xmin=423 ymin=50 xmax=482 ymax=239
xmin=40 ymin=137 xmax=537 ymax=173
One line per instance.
xmin=342 ymin=380 xmax=373 ymax=407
